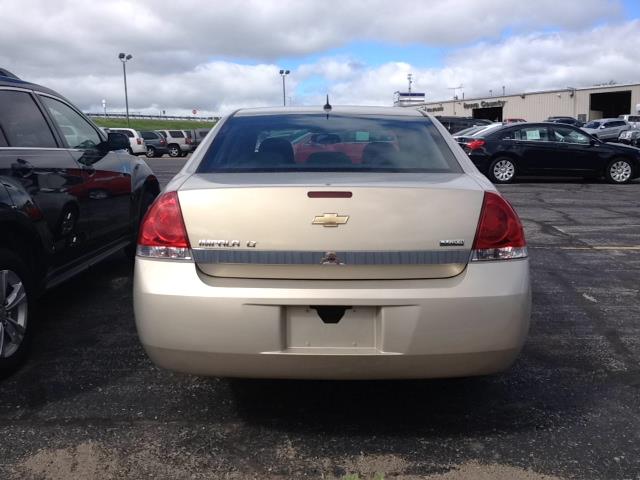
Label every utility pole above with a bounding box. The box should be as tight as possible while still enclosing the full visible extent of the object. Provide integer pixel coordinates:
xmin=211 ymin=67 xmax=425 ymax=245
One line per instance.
xmin=407 ymin=73 xmax=413 ymax=94
xmin=447 ymin=85 xmax=463 ymax=115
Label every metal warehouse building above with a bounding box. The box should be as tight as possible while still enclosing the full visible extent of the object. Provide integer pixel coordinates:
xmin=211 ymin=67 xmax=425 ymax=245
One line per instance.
xmin=404 ymin=83 xmax=640 ymax=122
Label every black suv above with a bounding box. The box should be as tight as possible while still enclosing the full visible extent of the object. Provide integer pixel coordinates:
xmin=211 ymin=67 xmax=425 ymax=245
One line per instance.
xmin=0 ymin=70 xmax=160 ymax=375
xmin=140 ymin=130 xmax=169 ymax=158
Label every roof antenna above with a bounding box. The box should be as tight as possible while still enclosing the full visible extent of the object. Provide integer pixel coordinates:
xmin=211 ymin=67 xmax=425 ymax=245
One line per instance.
xmin=323 ymin=94 xmax=332 ymax=119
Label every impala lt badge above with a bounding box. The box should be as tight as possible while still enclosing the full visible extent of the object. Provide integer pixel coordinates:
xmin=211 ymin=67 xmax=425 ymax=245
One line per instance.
xmin=199 ymin=240 xmax=257 ymax=248
xmin=439 ymin=239 xmax=465 ymax=247
xmin=312 ymin=213 xmax=349 ymax=227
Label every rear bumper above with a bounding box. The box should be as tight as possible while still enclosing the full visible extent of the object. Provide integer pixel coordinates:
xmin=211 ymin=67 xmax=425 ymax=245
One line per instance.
xmin=131 ymin=143 xmax=147 ymax=154
xmin=134 ymin=258 xmax=531 ymax=379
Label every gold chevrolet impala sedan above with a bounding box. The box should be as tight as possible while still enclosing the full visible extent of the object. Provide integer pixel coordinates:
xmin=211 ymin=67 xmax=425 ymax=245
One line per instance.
xmin=133 ymin=106 xmax=531 ymax=379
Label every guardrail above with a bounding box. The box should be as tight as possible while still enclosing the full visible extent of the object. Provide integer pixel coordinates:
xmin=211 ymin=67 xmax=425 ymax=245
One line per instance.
xmin=85 ymin=113 xmax=220 ymax=121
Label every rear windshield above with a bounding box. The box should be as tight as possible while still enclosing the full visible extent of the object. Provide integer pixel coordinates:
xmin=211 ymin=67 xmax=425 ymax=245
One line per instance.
xmin=197 ymin=114 xmax=461 ymax=173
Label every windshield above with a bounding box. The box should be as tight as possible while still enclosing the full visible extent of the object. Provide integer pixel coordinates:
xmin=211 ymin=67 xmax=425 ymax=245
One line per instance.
xmin=197 ymin=114 xmax=462 ymax=173
xmin=584 ymin=121 xmax=601 ymax=128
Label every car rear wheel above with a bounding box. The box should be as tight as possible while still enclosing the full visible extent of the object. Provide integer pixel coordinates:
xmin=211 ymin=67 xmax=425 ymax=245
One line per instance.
xmin=0 ymin=249 xmax=34 ymax=378
xmin=489 ymin=157 xmax=517 ymax=183
xmin=146 ymin=146 xmax=155 ymax=158
xmin=605 ymin=158 xmax=633 ymax=184
xmin=168 ymin=145 xmax=181 ymax=157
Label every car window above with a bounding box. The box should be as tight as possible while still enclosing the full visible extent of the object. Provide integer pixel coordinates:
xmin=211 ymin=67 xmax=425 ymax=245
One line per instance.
xmin=629 ymin=116 xmax=640 ymax=122
xmin=199 ymin=130 xmax=209 ymax=138
xmin=198 ymin=114 xmax=461 ymax=173
xmin=169 ymin=130 xmax=184 ymax=137
xmin=0 ymin=90 xmax=57 ymax=148
xmin=552 ymin=126 xmax=590 ymax=144
xmin=584 ymin=121 xmax=601 ymax=128
xmin=613 ymin=121 xmax=626 ymax=127
xmin=40 ymin=96 xmax=101 ymax=149
xmin=112 ymin=129 xmax=134 ymax=138
xmin=503 ymin=126 xmax=549 ymax=142
xmin=141 ymin=131 xmax=157 ymax=140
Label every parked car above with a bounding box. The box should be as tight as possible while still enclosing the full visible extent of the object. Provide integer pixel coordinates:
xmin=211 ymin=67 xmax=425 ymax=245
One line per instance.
xmin=546 ymin=116 xmax=584 ymax=128
xmin=155 ymin=130 xmax=194 ymax=157
xmin=459 ymin=122 xmax=639 ymax=184
xmin=109 ymin=128 xmax=147 ymax=155
xmin=434 ymin=116 xmax=492 ymax=134
xmin=453 ymin=123 xmax=503 ymax=145
xmin=618 ymin=128 xmax=640 ymax=146
xmin=581 ymin=118 xmax=630 ymax=141
xmin=184 ymin=128 xmax=211 ymax=149
xmin=134 ymin=106 xmax=531 ymax=380
xmin=0 ymin=71 xmax=160 ymax=376
xmin=140 ymin=130 xmax=168 ymax=158
xmin=617 ymin=114 xmax=640 ymax=129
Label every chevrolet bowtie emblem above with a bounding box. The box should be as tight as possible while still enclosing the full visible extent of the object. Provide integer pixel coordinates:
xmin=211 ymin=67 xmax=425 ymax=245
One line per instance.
xmin=312 ymin=213 xmax=349 ymax=227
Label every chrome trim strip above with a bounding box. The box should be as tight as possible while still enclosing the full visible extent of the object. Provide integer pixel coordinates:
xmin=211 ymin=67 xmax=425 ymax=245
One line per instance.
xmin=191 ymin=249 xmax=469 ymax=265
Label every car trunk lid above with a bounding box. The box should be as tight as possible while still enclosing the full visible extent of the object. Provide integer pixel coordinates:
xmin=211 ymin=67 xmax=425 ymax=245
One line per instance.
xmin=178 ymin=172 xmax=483 ymax=280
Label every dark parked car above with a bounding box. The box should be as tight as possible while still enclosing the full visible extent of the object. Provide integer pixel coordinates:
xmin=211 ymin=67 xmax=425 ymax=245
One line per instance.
xmin=140 ymin=130 xmax=169 ymax=158
xmin=546 ymin=116 xmax=584 ymax=128
xmin=0 ymin=71 xmax=160 ymax=375
xmin=434 ymin=116 xmax=492 ymax=134
xmin=458 ymin=122 xmax=640 ymax=184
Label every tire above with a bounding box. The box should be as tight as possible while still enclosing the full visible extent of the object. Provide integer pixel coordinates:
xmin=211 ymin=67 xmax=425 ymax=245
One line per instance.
xmin=124 ymin=190 xmax=157 ymax=258
xmin=604 ymin=158 xmax=634 ymax=184
xmin=488 ymin=157 xmax=517 ymax=184
xmin=0 ymin=249 xmax=35 ymax=378
xmin=168 ymin=145 xmax=181 ymax=157
xmin=146 ymin=146 xmax=155 ymax=158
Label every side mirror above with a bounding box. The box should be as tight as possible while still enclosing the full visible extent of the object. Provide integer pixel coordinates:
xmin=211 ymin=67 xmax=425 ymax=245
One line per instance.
xmin=105 ymin=132 xmax=129 ymax=151
xmin=599 ymin=125 xmax=606 ymax=129
xmin=589 ymin=138 xmax=598 ymax=146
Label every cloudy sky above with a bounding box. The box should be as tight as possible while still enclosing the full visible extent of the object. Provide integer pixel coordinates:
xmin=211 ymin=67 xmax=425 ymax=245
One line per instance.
xmin=1 ymin=0 xmax=639 ymax=116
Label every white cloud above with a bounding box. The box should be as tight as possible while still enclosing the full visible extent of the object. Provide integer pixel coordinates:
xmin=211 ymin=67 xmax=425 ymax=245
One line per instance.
xmin=0 ymin=0 xmax=633 ymax=114
xmin=299 ymin=20 xmax=640 ymax=106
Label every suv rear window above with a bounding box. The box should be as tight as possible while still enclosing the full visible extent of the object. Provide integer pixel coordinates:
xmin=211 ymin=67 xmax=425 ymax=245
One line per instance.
xmin=141 ymin=131 xmax=158 ymax=140
xmin=197 ymin=114 xmax=461 ymax=173
xmin=113 ymin=129 xmax=134 ymax=138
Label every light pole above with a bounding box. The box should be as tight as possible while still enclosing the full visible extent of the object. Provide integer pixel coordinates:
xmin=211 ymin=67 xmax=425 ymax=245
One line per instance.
xmin=101 ymin=99 xmax=107 ymax=117
xmin=118 ymin=53 xmax=133 ymax=126
xmin=279 ymin=69 xmax=290 ymax=106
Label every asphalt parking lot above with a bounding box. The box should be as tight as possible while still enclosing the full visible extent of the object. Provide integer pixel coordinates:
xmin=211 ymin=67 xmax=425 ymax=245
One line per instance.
xmin=1 ymin=157 xmax=639 ymax=479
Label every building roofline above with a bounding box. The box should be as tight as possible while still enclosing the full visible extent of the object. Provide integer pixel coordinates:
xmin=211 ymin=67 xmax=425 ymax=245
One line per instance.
xmin=411 ymin=82 xmax=640 ymax=107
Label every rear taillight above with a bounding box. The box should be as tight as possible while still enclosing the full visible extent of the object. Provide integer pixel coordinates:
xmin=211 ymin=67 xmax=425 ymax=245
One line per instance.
xmin=185 ymin=137 xmax=192 ymax=145
xmin=160 ymin=138 xmax=166 ymax=145
xmin=470 ymin=191 xmax=527 ymax=261
xmin=136 ymin=138 xmax=142 ymax=145
xmin=467 ymin=139 xmax=486 ymax=151
xmin=137 ymin=191 xmax=192 ymax=259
